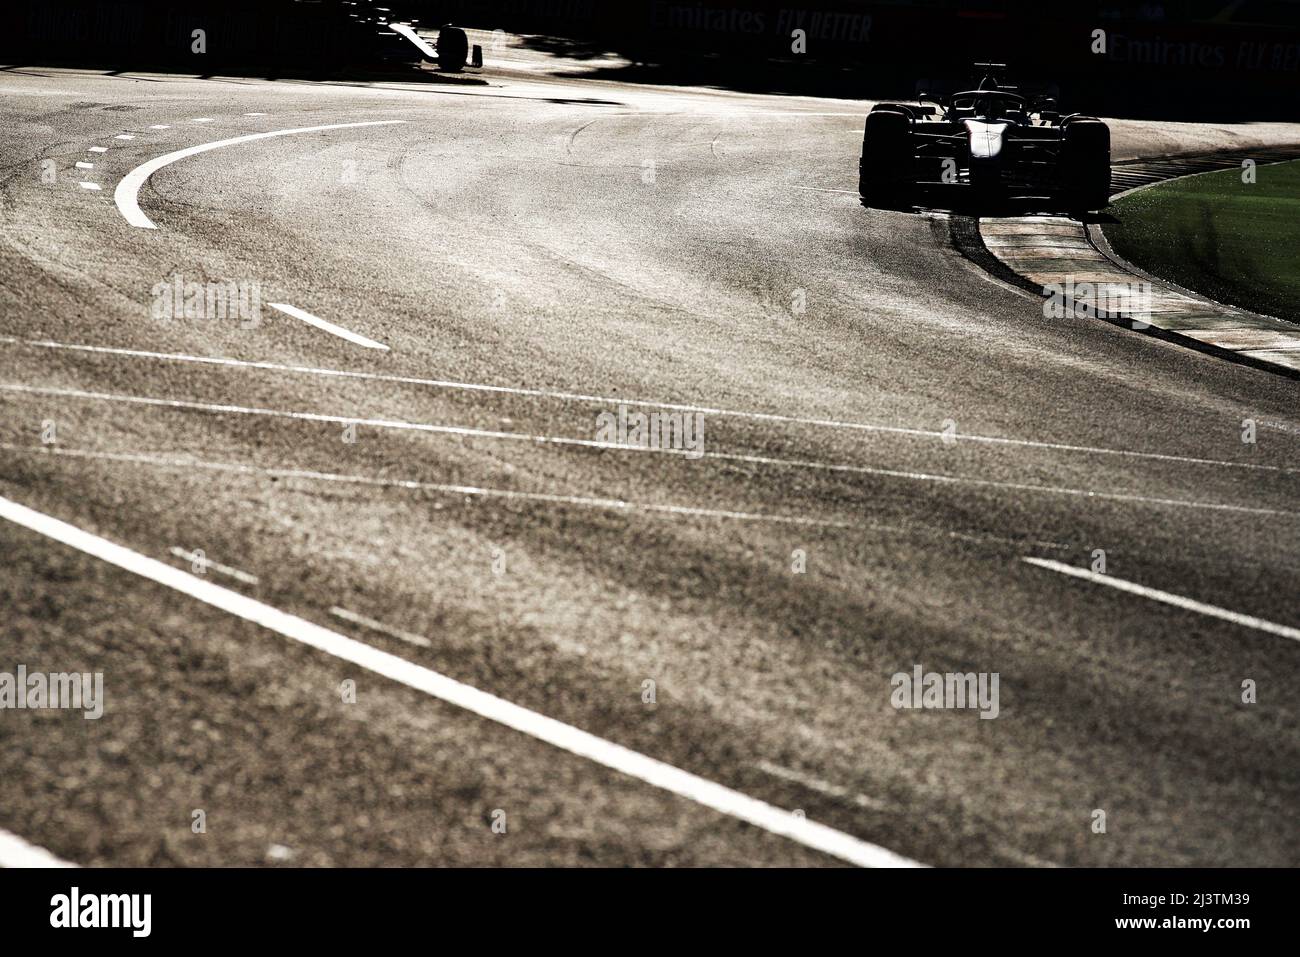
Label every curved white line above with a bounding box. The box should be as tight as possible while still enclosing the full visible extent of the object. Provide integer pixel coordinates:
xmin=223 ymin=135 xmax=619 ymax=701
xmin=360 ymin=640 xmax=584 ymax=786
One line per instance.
xmin=113 ymin=120 xmax=407 ymax=229
xmin=268 ymin=302 xmax=389 ymax=351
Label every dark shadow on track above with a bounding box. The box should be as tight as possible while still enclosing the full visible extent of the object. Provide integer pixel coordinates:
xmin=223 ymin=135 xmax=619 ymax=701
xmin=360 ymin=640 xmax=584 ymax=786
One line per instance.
xmin=8 ymin=1 xmax=1299 ymax=121
xmin=860 ymin=187 xmax=1098 ymax=220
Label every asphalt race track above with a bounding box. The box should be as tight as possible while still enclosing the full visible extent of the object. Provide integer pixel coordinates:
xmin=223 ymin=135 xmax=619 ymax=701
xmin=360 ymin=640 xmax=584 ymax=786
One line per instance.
xmin=1 ymin=41 xmax=1298 ymax=868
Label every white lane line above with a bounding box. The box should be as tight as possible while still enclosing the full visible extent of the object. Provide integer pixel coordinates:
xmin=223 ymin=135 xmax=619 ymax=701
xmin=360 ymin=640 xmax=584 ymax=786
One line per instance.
xmin=1023 ymin=557 xmax=1300 ymax=644
xmin=267 ymin=302 xmax=389 ymax=351
xmin=75 ymin=161 xmax=93 ymax=169
xmin=191 ymin=118 xmax=214 ymax=123
xmin=1001 ymin=848 xmax=1060 ymax=869
xmin=330 ymin=607 xmax=433 ymax=649
xmin=3 ymin=337 xmax=1290 ymax=476
xmin=243 ymin=112 xmax=267 ymax=117
xmin=756 ymin=761 xmax=889 ymax=811
xmin=0 ymin=443 xmax=852 ymax=529
xmin=88 ymin=146 xmax=108 ymax=153
xmin=78 ymin=182 xmax=100 ymax=191
xmin=0 ymin=494 xmax=921 ymax=869
xmin=169 ymin=546 xmax=259 ymax=585
xmin=149 ymin=124 xmax=170 ymax=130
xmin=791 ymin=185 xmax=859 ymax=195
xmin=0 ymin=828 xmax=78 ymax=868
xmin=3 ymin=383 xmax=1293 ymax=520
xmin=755 ymin=762 xmax=1056 ymax=867
xmin=114 ymin=134 xmax=134 ymax=140
xmin=113 ymin=120 xmax=407 ymax=229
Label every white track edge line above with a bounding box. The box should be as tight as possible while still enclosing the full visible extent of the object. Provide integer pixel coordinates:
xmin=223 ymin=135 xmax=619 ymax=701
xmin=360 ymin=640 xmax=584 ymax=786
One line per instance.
xmin=0 ymin=494 xmax=921 ymax=868
xmin=168 ymin=546 xmax=259 ymax=585
xmin=113 ymin=120 xmax=407 ymax=229
xmin=0 ymin=828 xmax=78 ymax=868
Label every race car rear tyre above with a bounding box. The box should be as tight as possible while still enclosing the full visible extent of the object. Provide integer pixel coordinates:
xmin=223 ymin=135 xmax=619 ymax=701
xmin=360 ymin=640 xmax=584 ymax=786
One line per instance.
xmin=859 ymin=109 xmax=913 ymax=207
xmin=438 ymin=26 xmax=469 ymax=72
xmin=1060 ymin=119 xmax=1111 ymax=213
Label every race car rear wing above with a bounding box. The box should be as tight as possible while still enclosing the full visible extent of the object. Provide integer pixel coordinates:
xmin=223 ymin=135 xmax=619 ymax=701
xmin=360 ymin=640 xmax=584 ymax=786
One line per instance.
xmin=916 ymin=64 xmax=1060 ymax=107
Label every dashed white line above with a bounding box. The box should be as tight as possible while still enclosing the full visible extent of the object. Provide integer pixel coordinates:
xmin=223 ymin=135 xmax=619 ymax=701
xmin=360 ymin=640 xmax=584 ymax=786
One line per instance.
xmin=243 ymin=112 xmax=268 ymax=117
xmin=756 ymin=761 xmax=889 ymax=811
xmin=1002 ymin=848 xmax=1061 ymax=869
xmin=88 ymin=147 xmax=108 ymax=153
xmin=113 ymin=119 xmax=407 ymax=229
xmin=75 ymin=161 xmax=93 ymax=169
xmin=191 ymin=118 xmax=214 ymax=123
xmin=791 ymin=185 xmax=860 ymax=195
xmin=1024 ymin=557 xmax=1300 ymax=644
xmin=267 ymin=302 xmax=389 ymax=351
xmin=169 ymin=546 xmax=259 ymax=585
xmin=755 ymin=761 xmax=1055 ymax=867
xmin=4 ymin=337 xmax=1289 ymax=476
xmin=78 ymin=182 xmax=100 ymax=191
xmin=149 ymin=124 xmax=171 ymax=130
xmin=0 ymin=828 xmax=78 ymax=868
xmin=2 ymin=383 xmax=1293 ymax=520
xmin=330 ymin=607 xmax=433 ymax=649
xmin=114 ymin=134 xmax=134 ymax=140
xmin=0 ymin=493 xmax=922 ymax=868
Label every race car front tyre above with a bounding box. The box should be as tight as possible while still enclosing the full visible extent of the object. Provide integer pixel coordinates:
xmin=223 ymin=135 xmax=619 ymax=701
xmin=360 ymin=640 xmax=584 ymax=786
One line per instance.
xmin=859 ymin=109 xmax=913 ymax=206
xmin=1060 ymin=119 xmax=1111 ymax=213
xmin=438 ymin=26 xmax=469 ymax=72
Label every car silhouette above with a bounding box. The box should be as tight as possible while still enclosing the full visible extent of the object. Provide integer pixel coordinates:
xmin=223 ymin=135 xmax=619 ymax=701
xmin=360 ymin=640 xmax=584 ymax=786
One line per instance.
xmin=859 ymin=64 xmax=1111 ymax=213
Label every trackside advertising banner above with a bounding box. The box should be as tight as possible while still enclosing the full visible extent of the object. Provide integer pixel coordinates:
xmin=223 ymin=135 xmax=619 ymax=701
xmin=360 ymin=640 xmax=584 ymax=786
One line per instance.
xmin=414 ymin=0 xmax=1300 ymax=108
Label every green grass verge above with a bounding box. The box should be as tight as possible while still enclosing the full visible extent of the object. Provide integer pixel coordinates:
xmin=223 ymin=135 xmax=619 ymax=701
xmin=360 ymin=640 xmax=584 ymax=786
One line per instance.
xmin=1104 ymin=158 xmax=1300 ymax=324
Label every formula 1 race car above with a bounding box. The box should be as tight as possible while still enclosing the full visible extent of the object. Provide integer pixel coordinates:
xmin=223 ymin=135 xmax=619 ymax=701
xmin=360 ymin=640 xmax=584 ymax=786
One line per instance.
xmin=385 ymin=22 xmax=483 ymax=73
xmin=859 ymin=64 xmax=1111 ymax=213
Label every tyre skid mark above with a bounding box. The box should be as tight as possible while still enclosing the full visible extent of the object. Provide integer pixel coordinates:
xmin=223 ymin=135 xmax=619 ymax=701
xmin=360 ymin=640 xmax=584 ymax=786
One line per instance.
xmin=0 ymin=383 xmax=1292 ymax=522
xmin=2 ymin=337 xmax=1294 ymax=477
xmin=1 ymin=442 xmax=1075 ymax=549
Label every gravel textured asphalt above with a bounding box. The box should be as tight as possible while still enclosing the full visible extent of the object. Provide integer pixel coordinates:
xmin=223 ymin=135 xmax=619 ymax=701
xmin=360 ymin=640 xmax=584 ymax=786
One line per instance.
xmin=1 ymin=42 xmax=1298 ymax=867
